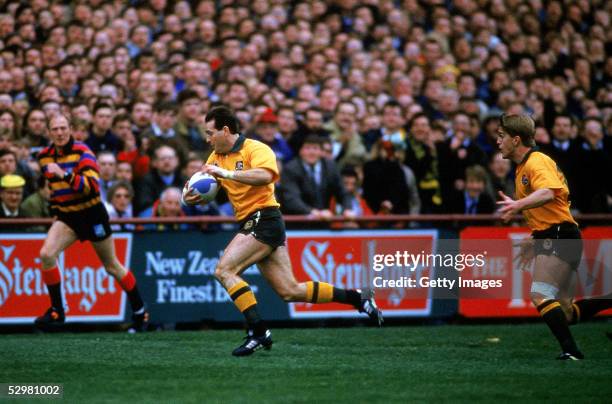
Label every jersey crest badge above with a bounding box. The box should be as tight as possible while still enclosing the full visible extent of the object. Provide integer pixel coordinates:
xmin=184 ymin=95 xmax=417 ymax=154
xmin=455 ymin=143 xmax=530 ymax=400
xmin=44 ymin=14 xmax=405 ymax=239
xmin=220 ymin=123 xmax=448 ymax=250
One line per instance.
xmin=235 ymin=161 xmax=244 ymax=171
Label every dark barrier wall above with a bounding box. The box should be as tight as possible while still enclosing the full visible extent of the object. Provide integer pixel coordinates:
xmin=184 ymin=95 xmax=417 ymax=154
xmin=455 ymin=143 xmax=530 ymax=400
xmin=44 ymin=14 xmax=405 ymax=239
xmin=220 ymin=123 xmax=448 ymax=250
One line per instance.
xmin=130 ymin=231 xmax=289 ymax=323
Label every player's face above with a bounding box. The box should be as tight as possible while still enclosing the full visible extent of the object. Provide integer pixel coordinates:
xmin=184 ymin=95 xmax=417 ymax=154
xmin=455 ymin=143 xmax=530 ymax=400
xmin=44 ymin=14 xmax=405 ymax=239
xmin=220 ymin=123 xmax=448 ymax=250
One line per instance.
xmin=496 ymin=127 xmax=516 ymax=159
xmin=204 ymin=119 xmax=231 ymax=153
xmin=48 ymin=115 xmax=72 ymax=146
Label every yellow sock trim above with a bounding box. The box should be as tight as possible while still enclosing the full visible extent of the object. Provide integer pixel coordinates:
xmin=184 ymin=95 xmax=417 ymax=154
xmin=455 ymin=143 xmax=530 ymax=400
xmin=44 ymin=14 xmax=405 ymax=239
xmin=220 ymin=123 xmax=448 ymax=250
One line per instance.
xmin=306 ymin=281 xmax=314 ymax=302
xmin=539 ymin=301 xmax=561 ymax=316
xmin=317 ymin=282 xmax=334 ymax=303
xmin=234 ymin=291 xmax=257 ymax=312
xmin=228 ymin=281 xmax=248 ymax=296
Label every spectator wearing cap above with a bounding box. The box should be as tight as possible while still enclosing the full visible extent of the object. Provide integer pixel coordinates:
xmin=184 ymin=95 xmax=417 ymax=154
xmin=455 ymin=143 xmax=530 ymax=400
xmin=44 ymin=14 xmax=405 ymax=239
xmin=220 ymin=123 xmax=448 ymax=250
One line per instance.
xmin=0 ymin=174 xmax=26 ymax=223
xmin=250 ymin=108 xmax=293 ymax=163
xmin=86 ymin=103 xmax=122 ymax=154
xmin=280 ymin=135 xmax=352 ymax=222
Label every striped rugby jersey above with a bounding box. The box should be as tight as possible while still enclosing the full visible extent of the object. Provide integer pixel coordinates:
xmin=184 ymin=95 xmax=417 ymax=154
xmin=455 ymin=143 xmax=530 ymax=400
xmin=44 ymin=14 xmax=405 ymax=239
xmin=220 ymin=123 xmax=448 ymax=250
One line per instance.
xmin=38 ymin=137 xmax=102 ymax=214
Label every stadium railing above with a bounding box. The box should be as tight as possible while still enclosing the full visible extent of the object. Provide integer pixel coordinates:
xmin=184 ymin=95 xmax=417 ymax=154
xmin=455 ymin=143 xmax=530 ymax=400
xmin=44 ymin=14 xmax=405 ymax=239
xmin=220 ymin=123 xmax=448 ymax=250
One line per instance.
xmin=0 ymin=213 xmax=610 ymax=227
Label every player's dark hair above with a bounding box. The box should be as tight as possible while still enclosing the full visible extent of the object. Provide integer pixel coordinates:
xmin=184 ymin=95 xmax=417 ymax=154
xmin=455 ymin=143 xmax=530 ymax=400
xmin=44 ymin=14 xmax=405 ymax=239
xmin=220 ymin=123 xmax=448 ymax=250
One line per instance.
xmin=205 ymin=106 xmax=240 ymax=134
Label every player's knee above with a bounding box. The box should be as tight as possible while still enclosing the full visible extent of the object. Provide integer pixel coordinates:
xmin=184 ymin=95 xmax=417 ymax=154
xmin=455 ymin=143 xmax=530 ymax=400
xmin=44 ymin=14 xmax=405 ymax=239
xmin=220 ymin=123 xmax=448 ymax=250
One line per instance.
xmin=39 ymin=246 xmax=56 ymax=265
xmin=104 ymin=262 xmax=122 ymax=277
xmin=278 ymin=284 xmax=301 ymax=302
xmin=214 ymin=265 xmax=231 ymax=284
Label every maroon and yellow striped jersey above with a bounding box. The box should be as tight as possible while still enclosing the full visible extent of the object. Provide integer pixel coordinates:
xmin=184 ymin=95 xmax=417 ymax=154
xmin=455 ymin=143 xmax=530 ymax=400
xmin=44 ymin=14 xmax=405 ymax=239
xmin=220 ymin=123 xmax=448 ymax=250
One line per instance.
xmin=38 ymin=137 xmax=102 ymax=214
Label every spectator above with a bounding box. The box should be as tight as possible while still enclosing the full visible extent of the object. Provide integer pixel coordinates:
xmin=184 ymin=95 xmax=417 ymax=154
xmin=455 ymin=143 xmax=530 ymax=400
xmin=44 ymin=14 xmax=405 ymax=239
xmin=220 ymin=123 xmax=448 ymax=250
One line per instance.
xmin=325 ymin=101 xmax=367 ymax=169
xmin=0 ymin=174 xmax=26 ymax=228
xmin=104 ymin=180 xmax=135 ymax=231
xmin=97 ymin=151 xmax=117 ymax=204
xmin=437 ymin=112 xmax=488 ymax=203
xmin=488 ymin=151 xmax=515 ymax=199
xmin=404 ymin=113 xmax=443 ymax=213
xmin=448 ymin=165 xmax=496 ymax=216
xmin=276 ymin=106 xmax=297 ymax=140
xmin=0 ymin=108 xmax=20 ymax=138
xmin=174 ymin=89 xmax=208 ymax=152
xmin=138 ymin=187 xmax=190 ymax=231
xmin=331 ymin=166 xmax=374 ymax=229
xmin=280 ymin=135 xmax=351 ymax=220
xmin=574 ymin=118 xmax=611 ymax=213
xmin=362 ymin=100 xmax=407 ymax=152
xmin=86 ymin=103 xmax=122 ymax=154
xmin=116 ymin=160 xmax=134 ymax=183
xmin=130 ymin=101 xmax=153 ymax=137
xmin=0 ymin=148 xmax=34 ymax=197
xmin=288 ymin=107 xmax=330 ymax=155
xmin=20 ymin=175 xmax=51 ymax=232
xmin=539 ymin=114 xmax=580 ymax=205
xmin=250 ymin=108 xmax=293 ymax=163
xmin=21 ymin=108 xmax=48 ymax=152
xmin=134 ymin=143 xmax=186 ymax=214
xmin=145 ymin=100 xmax=178 ymax=139
xmin=363 ymin=138 xmax=418 ymax=216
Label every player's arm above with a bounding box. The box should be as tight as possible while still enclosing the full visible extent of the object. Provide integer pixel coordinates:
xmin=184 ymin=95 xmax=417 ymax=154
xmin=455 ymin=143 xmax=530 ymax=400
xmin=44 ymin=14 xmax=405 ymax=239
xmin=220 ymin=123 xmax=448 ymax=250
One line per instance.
xmin=44 ymin=152 xmax=100 ymax=195
xmin=497 ymin=188 xmax=554 ymax=222
xmin=202 ymin=165 xmax=273 ymax=185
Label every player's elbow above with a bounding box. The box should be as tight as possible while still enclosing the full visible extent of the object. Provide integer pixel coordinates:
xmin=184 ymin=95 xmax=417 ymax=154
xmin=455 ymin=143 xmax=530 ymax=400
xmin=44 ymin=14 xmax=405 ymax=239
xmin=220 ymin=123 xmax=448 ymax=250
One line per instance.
xmin=543 ymin=189 xmax=555 ymax=202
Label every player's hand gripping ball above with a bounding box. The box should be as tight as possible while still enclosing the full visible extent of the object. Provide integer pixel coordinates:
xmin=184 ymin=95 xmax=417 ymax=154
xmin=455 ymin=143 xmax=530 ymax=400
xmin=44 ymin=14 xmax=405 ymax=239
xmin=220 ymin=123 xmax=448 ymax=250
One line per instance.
xmin=182 ymin=172 xmax=218 ymax=205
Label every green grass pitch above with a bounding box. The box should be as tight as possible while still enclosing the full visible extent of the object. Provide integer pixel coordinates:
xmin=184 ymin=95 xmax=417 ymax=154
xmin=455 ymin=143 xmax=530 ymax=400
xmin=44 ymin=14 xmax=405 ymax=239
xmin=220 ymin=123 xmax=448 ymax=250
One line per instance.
xmin=1 ymin=323 xmax=611 ymax=403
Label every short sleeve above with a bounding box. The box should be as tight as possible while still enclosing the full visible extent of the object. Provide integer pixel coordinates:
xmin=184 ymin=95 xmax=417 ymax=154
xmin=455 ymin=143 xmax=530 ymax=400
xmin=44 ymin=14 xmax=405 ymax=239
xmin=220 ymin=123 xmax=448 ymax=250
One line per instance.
xmin=249 ymin=141 xmax=279 ymax=182
xmin=528 ymin=155 xmax=564 ymax=191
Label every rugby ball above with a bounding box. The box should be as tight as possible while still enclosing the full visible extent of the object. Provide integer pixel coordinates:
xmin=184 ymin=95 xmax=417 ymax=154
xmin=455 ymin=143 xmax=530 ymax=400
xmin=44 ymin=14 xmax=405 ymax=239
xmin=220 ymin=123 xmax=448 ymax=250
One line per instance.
xmin=187 ymin=172 xmax=218 ymax=203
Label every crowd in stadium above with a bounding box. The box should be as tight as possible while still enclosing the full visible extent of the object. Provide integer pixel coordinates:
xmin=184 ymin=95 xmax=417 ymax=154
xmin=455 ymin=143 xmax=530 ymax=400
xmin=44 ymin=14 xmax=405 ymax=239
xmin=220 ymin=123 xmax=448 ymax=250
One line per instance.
xmin=0 ymin=0 xmax=610 ymax=230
